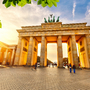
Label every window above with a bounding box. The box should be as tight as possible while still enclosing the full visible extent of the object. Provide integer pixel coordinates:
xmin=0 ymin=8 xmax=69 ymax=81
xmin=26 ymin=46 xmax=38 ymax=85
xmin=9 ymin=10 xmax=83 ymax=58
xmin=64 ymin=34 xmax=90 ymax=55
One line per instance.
xmin=80 ymin=41 xmax=82 ymax=46
xmin=68 ymin=42 xmax=70 ymax=45
xmin=25 ymin=42 xmax=27 ymax=46
xmin=35 ymin=41 xmax=37 ymax=46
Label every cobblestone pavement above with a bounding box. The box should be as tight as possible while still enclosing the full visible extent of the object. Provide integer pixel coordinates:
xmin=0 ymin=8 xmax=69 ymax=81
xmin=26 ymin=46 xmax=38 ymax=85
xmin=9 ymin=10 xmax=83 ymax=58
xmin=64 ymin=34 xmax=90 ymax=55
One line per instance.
xmin=0 ymin=67 xmax=90 ymax=90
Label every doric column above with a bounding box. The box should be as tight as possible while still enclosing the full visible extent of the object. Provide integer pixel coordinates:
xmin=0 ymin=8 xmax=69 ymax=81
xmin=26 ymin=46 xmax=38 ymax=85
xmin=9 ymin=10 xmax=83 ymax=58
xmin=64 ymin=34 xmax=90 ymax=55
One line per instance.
xmin=67 ymin=37 xmax=72 ymax=65
xmin=2 ymin=49 xmax=8 ymax=65
xmin=40 ymin=36 xmax=47 ymax=67
xmin=10 ymin=49 xmax=15 ymax=66
xmin=0 ymin=47 xmax=1 ymax=63
xmin=57 ymin=35 xmax=63 ymax=67
xmin=14 ymin=36 xmax=22 ymax=65
xmin=86 ymin=34 xmax=90 ymax=68
xmin=27 ymin=36 xmax=33 ymax=66
xmin=0 ymin=47 xmax=2 ymax=64
xmin=71 ymin=35 xmax=79 ymax=68
xmin=0 ymin=48 xmax=4 ymax=64
xmin=44 ymin=39 xmax=47 ymax=66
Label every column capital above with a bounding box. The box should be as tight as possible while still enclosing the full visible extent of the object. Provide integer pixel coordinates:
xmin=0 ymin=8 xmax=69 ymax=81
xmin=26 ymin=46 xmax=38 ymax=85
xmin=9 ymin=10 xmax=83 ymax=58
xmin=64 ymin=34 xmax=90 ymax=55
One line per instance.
xmin=71 ymin=35 xmax=76 ymax=37
xmin=85 ymin=34 xmax=90 ymax=37
xmin=41 ymin=36 xmax=45 ymax=39
xmin=18 ymin=36 xmax=22 ymax=39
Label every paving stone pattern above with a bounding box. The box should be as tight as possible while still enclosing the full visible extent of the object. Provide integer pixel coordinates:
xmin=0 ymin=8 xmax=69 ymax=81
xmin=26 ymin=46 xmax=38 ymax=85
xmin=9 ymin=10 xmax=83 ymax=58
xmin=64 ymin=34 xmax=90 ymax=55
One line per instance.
xmin=0 ymin=67 xmax=90 ymax=90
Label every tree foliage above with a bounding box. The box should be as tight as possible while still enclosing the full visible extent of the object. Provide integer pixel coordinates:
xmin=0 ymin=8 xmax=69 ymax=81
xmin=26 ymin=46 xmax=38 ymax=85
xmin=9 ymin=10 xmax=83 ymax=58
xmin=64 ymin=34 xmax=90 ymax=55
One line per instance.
xmin=2 ymin=0 xmax=59 ymax=8
xmin=0 ymin=20 xmax=2 ymax=28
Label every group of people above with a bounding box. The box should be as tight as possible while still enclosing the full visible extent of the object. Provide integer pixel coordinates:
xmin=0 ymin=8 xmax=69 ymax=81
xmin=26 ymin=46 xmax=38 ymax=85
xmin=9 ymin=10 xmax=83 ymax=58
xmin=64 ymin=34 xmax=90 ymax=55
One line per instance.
xmin=32 ymin=63 xmax=76 ymax=73
xmin=48 ymin=63 xmax=57 ymax=68
xmin=69 ymin=63 xmax=76 ymax=73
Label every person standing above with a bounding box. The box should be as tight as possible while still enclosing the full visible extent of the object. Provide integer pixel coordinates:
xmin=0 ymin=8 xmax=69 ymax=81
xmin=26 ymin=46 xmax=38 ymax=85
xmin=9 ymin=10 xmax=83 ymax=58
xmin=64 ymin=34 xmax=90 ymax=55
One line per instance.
xmin=49 ymin=63 xmax=50 ymax=68
xmin=79 ymin=63 xmax=80 ymax=68
xmin=35 ymin=63 xmax=37 ymax=70
xmin=73 ymin=64 xmax=76 ymax=73
xmin=69 ymin=63 xmax=72 ymax=73
xmin=52 ymin=63 xmax=54 ymax=68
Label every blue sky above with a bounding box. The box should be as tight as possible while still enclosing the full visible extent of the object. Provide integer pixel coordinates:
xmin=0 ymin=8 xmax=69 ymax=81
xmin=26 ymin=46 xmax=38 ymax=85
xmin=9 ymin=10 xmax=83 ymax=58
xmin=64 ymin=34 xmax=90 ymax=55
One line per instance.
xmin=0 ymin=0 xmax=90 ymax=62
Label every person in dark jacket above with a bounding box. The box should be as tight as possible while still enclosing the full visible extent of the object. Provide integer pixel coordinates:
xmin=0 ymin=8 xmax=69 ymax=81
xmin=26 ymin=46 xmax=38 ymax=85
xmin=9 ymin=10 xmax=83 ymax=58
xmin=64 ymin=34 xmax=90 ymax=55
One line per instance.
xmin=73 ymin=64 xmax=76 ymax=73
xmin=35 ymin=63 xmax=37 ymax=70
xmin=69 ymin=63 xmax=72 ymax=73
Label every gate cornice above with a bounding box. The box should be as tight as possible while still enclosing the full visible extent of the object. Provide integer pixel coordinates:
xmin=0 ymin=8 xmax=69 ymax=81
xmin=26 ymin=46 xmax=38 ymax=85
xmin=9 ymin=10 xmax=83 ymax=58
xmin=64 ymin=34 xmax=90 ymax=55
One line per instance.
xmin=17 ymin=26 xmax=90 ymax=33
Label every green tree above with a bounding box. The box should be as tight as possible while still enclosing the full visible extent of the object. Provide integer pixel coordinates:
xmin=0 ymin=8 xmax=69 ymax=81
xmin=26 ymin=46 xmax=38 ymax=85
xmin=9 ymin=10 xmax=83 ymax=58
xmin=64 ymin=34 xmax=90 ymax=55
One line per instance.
xmin=2 ymin=0 xmax=59 ymax=8
xmin=0 ymin=20 xmax=2 ymax=28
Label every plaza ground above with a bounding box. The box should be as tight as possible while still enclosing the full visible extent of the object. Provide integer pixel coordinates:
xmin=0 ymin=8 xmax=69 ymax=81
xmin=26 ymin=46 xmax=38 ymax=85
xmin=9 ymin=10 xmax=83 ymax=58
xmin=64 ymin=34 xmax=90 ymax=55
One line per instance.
xmin=0 ymin=66 xmax=90 ymax=90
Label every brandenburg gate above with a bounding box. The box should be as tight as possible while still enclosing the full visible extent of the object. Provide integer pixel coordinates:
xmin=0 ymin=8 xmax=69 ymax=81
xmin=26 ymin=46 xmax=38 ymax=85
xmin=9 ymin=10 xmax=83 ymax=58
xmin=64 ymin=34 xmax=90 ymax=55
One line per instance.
xmin=14 ymin=16 xmax=90 ymax=68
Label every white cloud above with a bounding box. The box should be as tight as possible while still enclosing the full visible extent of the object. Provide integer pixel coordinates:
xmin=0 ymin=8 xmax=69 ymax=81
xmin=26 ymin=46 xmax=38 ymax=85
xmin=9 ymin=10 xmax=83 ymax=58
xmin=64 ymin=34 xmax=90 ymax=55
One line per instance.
xmin=72 ymin=1 xmax=76 ymax=18
xmin=0 ymin=0 xmax=63 ymax=61
xmin=85 ymin=2 xmax=90 ymax=25
xmin=0 ymin=0 xmax=82 ymax=61
xmin=0 ymin=0 xmax=61 ymax=44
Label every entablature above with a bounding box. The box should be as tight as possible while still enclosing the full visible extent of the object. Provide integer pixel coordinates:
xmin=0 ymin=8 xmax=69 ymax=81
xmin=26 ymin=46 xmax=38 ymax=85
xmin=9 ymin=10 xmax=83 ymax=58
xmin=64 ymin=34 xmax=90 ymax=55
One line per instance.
xmin=17 ymin=26 xmax=90 ymax=33
xmin=19 ymin=29 xmax=89 ymax=37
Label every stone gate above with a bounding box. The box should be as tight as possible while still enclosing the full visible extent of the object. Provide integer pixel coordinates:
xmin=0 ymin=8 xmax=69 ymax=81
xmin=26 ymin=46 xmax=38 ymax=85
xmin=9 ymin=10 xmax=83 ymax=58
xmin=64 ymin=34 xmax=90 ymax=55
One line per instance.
xmin=14 ymin=22 xmax=90 ymax=68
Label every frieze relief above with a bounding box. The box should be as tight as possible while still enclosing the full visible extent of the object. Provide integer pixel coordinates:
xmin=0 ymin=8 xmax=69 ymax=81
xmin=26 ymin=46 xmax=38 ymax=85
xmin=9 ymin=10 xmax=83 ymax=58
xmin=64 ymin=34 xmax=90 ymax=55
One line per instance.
xmin=19 ymin=30 xmax=89 ymax=36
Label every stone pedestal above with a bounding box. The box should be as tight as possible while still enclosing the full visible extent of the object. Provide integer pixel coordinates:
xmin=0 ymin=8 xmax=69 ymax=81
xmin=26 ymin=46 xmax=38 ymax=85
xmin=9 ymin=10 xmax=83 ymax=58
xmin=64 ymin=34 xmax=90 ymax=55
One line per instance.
xmin=40 ymin=36 xmax=47 ymax=67
xmin=86 ymin=34 xmax=90 ymax=68
xmin=14 ymin=37 xmax=22 ymax=65
xmin=57 ymin=36 xmax=63 ymax=67
xmin=71 ymin=35 xmax=79 ymax=68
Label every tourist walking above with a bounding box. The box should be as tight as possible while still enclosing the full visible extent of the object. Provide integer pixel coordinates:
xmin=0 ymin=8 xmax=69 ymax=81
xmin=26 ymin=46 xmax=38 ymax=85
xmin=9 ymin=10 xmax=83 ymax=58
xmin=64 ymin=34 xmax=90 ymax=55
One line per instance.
xmin=49 ymin=63 xmax=50 ymax=68
xmin=73 ymin=64 xmax=76 ymax=73
xmin=79 ymin=63 xmax=80 ymax=68
xmin=68 ymin=64 xmax=69 ymax=69
xmin=52 ymin=63 xmax=54 ymax=68
xmin=35 ymin=63 xmax=37 ymax=70
xmin=69 ymin=63 xmax=72 ymax=73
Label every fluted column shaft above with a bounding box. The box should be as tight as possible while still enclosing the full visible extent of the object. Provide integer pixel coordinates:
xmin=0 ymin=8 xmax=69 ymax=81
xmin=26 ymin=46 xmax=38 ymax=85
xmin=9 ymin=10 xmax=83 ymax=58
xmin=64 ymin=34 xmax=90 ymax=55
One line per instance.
xmin=86 ymin=34 xmax=90 ymax=68
xmin=14 ymin=36 xmax=22 ymax=65
xmin=57 ymin=36 xmax=63 ymax=67
xmin=40 ymin=36 xmax=47 ymax=67
xmin=10 ymin=49 xmax=15 ymax=66
xmin=27 ymin=36 xmax=33 ymax=66
xmin=2 ymin=49 xmax=8 ymax=65
xmin=0 ymin=47 xmax=2 ymax=63
xmin=71 ymin=35 xmax=79 ymax=68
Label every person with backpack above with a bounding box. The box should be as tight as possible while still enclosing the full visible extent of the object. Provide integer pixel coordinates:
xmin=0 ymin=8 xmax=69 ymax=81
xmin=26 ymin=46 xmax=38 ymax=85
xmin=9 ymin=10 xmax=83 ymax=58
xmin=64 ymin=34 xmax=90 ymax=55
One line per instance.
xmin=73 ymin=64 xmax=76 ymax=73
